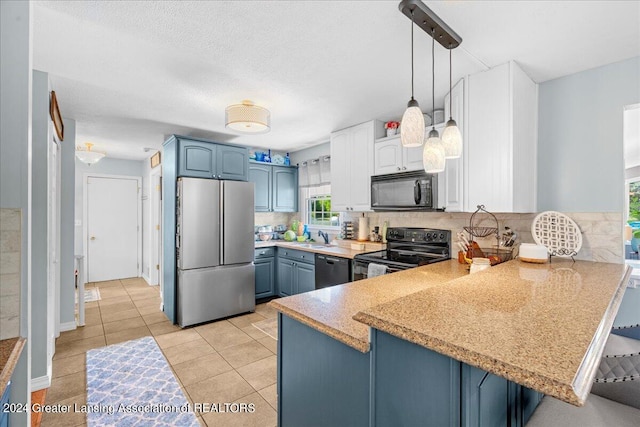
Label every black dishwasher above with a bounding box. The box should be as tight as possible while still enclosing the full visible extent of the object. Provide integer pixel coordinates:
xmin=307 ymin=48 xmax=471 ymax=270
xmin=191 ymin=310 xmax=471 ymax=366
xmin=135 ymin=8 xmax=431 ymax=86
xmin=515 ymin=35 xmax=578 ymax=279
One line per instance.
xmin=315 ymin=254 xmax=351 ymax=289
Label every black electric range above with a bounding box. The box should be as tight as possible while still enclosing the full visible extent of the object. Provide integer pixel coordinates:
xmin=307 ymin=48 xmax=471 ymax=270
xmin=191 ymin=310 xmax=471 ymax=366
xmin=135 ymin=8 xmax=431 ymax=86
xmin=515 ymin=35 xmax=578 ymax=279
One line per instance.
xmin=353 ymin=227 xmax=451 ymax=279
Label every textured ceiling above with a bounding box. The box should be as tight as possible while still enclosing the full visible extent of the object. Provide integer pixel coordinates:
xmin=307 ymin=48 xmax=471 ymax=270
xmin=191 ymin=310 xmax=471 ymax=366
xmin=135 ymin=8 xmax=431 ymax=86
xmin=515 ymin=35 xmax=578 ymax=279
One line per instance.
xmin=32 ymin=1 xmax=640 ymax=160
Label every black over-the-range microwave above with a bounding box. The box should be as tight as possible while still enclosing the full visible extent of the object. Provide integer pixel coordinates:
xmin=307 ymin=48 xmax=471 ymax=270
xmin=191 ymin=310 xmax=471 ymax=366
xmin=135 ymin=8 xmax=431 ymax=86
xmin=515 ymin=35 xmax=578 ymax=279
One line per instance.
xmin=370 ymin=170 xmax=443 ymax=211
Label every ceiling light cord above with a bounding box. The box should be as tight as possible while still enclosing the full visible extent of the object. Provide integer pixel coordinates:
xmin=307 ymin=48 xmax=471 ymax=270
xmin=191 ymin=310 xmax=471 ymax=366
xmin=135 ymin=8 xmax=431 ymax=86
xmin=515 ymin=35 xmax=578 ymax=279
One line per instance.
xmin=449 ymin=47 xmax=453 ymax=120
xmin=431 ymin=27 xmax=436 ymax=130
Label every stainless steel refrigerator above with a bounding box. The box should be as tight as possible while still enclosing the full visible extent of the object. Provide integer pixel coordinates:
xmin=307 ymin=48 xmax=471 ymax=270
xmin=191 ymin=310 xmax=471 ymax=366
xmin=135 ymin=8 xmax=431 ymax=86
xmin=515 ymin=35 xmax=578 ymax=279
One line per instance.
xmin=176 ymin=177 xmax=255 ymax=327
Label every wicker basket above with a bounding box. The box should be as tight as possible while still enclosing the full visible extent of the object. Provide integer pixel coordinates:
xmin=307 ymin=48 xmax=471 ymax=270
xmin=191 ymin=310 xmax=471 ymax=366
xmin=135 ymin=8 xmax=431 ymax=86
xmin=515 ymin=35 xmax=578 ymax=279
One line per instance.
xmin=472 ymin=247 xmax=515 ymax=266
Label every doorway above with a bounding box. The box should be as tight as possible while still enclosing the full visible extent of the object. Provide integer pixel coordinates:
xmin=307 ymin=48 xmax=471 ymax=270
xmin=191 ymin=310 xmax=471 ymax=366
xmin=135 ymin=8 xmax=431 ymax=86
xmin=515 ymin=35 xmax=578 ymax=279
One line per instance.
xmin=623 ymin=104 xmax=640 ymax=260
xmin=85 ymin=175 xmax=141 ymax=282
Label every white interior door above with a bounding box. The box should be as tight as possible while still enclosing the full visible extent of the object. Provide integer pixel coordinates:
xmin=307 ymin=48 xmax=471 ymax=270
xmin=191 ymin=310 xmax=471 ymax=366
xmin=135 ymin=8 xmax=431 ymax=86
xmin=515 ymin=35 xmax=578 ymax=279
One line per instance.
xmin=47 ymin=134 xmax=61 ymax=373
xmin=150 ymin=170 xmax=161 ymax=286
xmin=87 ymin=176 xmax=140 ymax=282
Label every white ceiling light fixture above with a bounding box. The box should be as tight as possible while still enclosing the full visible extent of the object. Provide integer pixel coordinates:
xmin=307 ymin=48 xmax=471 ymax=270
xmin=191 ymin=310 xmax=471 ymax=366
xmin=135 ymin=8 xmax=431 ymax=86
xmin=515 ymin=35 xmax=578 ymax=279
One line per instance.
xmin=423 ymin=28 xmax=445 ymax=174
xmin=441 ymin=48 xmax=462 ymax=159
xmin=400 ymin=8 xmax=425 ymax=148
xmin=225 ymin=100 xmax=271 ymax=134
xmin=76 ymin=142 xmax=105 ymax=165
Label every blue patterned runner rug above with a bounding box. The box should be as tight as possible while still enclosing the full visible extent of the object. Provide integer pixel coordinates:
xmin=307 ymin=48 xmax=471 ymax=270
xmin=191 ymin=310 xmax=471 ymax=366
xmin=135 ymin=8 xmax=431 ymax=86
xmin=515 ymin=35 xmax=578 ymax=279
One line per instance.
xmin=86 ymin=336 xmax=199 ymax=426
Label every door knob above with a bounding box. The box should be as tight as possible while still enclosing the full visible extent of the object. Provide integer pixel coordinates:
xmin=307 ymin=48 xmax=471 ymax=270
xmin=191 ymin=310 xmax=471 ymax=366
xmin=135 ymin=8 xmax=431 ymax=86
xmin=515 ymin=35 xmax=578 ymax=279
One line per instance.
xmin=90 ymin=236 xmax=96 ymax=240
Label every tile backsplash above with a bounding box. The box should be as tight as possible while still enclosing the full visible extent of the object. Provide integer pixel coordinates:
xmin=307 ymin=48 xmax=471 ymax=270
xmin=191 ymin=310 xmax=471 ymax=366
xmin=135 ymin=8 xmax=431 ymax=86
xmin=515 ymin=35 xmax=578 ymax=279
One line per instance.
xmin=0 ymin=208 xmax=21 ymax=339
xmin=343 ymin=211 xmax=623 ymax=264
xmin=254 ymin=212 xmax=297 ymax=229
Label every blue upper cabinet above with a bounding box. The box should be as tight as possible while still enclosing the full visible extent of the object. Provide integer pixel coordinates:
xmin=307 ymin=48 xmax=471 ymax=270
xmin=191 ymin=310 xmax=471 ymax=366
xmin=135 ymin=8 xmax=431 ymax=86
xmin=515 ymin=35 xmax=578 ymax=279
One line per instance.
xmin=248 ymin=162 xmax=298 ymax=212
xmin=218 ymin=145 xmax=249 ymax=181
xmin=272 ymin=166 xmax=298 ymax=212
xmin=176 ymin=137 xmax=248 ymax=181
xmin=179 ymin=139 xmax=217 ymax=178
xmin=249 ymin=163 xmax=272 ymax=212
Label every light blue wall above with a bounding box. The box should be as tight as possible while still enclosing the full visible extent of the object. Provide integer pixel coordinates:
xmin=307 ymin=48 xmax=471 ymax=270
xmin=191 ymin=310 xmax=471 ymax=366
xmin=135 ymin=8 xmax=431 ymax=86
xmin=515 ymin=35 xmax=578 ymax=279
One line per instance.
xmin=0 ymin=1 xmax=31 ymax=424
xmin=290 ymin=142 xmax=330 ymax=166
xmin=31 ymin=70 xmax=49 ymax=381
xmin=74 ymin=158 xmax=145 ymax=255
xmin=537 ymin=56 xmax=640 ymax=212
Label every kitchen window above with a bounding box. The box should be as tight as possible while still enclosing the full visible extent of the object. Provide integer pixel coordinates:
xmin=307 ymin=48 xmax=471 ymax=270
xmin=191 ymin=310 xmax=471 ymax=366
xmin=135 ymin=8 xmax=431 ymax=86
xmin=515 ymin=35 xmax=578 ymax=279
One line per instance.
xmin=300 ymin=184 xmax=341 ymax=229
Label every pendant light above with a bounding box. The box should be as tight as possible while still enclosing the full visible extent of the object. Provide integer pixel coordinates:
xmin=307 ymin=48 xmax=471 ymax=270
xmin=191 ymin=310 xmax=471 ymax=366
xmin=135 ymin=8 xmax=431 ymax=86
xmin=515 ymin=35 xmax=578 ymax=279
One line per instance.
xmin=441 ymin=48 xmax=462 ymax=159
xmin=400 ymin=9 xmax=425 ymax=148
xmin=423 ymin=28 xmax=445 ymax=173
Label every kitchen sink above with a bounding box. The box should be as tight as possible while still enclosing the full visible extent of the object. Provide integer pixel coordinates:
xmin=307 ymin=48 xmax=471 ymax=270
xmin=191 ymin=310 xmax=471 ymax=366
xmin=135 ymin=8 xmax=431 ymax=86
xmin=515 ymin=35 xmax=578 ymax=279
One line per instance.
xmin=296 ymin=243 xmax=333 ymax=249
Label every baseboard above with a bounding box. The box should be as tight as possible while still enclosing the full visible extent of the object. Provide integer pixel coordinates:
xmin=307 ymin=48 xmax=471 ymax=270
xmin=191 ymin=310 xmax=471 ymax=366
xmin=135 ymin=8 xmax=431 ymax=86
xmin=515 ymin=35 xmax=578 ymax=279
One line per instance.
xmin=142 ymin=273 xmax=158 ymax=287
xmin=59 ymin=321 xmax=77 ymax=332
xmin=31 ymin=374 xmax=51 ymax=391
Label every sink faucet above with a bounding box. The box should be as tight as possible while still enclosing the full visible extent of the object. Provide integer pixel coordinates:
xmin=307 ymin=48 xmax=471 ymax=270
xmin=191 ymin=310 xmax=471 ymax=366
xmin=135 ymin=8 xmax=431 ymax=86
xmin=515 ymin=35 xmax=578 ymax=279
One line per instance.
xmin=318 ymin=230 xmax=329 ymax=244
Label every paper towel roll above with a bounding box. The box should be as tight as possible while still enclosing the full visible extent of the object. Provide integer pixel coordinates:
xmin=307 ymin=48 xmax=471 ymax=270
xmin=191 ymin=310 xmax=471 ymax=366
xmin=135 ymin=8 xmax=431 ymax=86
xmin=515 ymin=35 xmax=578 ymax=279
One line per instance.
xmin=358 ymin=217 xmax=369 ymax=241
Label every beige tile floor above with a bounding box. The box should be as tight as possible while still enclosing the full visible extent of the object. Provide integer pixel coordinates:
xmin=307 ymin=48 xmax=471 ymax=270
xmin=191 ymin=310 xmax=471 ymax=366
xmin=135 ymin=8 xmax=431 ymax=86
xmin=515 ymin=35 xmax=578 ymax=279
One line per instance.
xmin=42 ymin=278 xmax=279 ymax=427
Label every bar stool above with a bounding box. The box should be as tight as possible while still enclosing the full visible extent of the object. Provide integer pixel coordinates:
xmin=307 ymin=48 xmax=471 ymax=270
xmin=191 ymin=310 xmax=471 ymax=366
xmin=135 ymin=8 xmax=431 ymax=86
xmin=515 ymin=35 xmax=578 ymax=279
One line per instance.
xmin=527 ymin=331 xmax=640 ymax=426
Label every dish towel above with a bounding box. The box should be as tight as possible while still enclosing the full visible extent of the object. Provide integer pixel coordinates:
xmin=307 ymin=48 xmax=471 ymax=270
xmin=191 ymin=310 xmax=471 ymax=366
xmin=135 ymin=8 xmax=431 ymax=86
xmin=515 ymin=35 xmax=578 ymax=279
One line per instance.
xmin=368 ymin=263 xmax=388 ymax=278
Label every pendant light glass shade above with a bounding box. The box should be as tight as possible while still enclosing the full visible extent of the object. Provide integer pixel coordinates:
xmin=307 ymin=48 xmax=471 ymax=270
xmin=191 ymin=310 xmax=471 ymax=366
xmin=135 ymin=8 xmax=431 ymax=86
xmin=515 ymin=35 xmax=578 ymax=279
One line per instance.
xmin=423 ymin=128 xmax=445 ymax=173
xmin=401 ymin=9 xmax=424 ymax=148
xmin=442 ymin=48 xmax=462 ymax=159
xmin=401 ymin=99 xmax=425 ymax=148
xmin=441 ymin=119 xmax=462 ymax=159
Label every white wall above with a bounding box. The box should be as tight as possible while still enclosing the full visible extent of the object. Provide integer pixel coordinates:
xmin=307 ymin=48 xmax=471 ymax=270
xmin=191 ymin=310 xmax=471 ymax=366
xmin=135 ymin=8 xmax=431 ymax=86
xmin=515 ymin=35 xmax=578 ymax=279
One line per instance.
xmin=537 ymin=56 xmax=640 ymax=212
xmin=0 ymin=1 xmax=32 ymax=424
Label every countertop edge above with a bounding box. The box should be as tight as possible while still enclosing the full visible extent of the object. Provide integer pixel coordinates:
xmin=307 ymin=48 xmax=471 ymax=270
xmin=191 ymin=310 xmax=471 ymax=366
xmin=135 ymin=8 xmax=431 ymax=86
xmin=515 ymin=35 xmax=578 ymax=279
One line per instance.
xmin=270 ymin=301 xmax=370 ymax=353
xmin=255 ymin=240 xmax=385 ymax=260
xmin=0 ymin=337 xmax=26 ymax=398
xmin=571 ymin=264 xmax=632 ymax=404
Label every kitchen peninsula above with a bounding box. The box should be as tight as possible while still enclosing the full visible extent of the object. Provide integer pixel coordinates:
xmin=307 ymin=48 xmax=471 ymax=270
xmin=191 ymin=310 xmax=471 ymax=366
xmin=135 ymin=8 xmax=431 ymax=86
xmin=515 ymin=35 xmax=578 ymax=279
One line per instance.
xmin=270 ymin=259 xmax=631 ymax=426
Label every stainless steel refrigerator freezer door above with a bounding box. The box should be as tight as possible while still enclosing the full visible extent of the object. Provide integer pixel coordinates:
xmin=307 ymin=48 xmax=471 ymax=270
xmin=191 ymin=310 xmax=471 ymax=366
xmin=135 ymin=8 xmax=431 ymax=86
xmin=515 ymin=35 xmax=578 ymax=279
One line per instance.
xmin=177 ymin=178 xmax=220 ymax=270
xmin=221 ymin=180 xmax=255 ymax=265
xmin=177 ymin=263 xmax=255 ymax=327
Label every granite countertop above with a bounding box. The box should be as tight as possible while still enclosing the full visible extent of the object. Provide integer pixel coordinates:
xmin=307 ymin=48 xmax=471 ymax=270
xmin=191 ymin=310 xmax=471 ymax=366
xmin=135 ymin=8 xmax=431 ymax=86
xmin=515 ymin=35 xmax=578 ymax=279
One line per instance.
xmin=255 ymin=240 xmax=385 ymax=260
xmin=270 ymin=260 xmax=469 ymax=352
xmin=0 ymin=337 xmax=26 ymax=397
xmin=353 ymin=259 xmax=630 ymax=407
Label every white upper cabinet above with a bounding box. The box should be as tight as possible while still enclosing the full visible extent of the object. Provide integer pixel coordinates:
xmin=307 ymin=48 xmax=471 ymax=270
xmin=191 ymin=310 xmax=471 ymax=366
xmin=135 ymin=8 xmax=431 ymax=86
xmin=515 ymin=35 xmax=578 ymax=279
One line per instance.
xmin=465 ymin=61 xmax=537 ymax=213
xmin=441 ymin=78 xmax=465 ymax=212
xmin=331 ymin=120 xmax=384 ymax=211
xmin=373 ymin=135 xmax=424 ymax=175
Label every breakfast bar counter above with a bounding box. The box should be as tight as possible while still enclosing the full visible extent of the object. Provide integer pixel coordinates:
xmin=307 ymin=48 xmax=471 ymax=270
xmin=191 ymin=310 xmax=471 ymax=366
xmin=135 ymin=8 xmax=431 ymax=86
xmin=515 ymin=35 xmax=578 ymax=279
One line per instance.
xmin=271 ymin=258 xmax=631 ymax=426
xmin=354 ymin=259 xmax=631 ymax=406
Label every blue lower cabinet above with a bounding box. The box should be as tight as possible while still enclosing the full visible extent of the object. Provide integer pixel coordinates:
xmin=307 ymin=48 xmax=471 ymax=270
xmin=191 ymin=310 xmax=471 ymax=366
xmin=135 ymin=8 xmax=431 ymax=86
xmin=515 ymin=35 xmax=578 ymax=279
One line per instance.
xmin=373 ymin=330 xmax=461 ymax=426
xmin=255 ymin=248 xmax=275 ymax=299
xmin=0 ymin=381 xmax=10 ymax=427
xmin=461 ymin=364 xmax=509 ymax=427
xmin=278 ymin=315 xmax=370 ymax=427
xmin=277 ymin=249 xmax=315 ymax=296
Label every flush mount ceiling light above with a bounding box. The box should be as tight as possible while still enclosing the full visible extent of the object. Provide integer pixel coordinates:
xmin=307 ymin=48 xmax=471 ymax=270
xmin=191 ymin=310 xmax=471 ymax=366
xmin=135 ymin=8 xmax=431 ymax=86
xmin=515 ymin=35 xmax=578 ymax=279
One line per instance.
xmin=400 ymin=9 xmax=425 ymax=148
xmin=76 ymin=142 xmax=105 ymax=165
xmin=397 ymin=0 xmax=463 ymax=171
xmin=225 ymin=100 xmax=270 ymax=134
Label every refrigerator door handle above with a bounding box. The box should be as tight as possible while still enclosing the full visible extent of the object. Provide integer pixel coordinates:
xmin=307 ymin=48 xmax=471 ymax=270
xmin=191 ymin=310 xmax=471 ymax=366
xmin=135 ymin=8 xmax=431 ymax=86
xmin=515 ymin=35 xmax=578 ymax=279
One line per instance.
xmin=220 ymin=181 xmax=225 ymax=263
